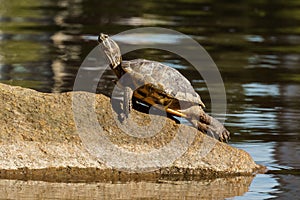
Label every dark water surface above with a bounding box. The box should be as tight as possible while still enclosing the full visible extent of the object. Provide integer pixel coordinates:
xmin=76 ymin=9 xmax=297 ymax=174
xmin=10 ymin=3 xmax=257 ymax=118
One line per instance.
xmin=0 ymin=0 xmax=299 ymax=199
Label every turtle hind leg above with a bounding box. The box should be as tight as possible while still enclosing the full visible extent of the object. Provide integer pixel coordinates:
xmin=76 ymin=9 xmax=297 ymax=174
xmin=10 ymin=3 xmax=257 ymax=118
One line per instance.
xmin=181 ymin=105 xmax=230 ymax=142
xmin=204 ymin=117 xmax=230 ymax=142
xmin=191 ymin=117 xmax=230 ymax=142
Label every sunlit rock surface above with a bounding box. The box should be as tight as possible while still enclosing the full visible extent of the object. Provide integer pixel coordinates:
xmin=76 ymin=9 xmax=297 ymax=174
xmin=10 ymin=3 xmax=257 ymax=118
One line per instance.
xmin=0 ymin=83 xmax=264 ymax=181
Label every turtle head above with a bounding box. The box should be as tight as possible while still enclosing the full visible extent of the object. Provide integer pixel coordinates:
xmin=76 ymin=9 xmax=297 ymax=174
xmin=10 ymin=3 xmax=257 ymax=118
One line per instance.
xmin=98 ymin=33 xmax=122 ymax=69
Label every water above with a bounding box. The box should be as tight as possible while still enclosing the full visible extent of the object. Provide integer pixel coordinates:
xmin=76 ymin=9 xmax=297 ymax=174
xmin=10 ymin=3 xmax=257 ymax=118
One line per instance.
xmin=0 ymin=0 xmax=299 ymax=199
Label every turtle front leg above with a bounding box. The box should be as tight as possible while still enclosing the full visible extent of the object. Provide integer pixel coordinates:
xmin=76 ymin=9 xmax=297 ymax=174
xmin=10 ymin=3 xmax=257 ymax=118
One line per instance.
xmin=120 ymin=86 xmax=133 ymax=121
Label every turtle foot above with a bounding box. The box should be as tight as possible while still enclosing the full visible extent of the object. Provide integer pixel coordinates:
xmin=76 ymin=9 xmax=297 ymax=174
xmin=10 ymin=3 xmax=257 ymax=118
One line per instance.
xmin=192 ymin=117 xmax=230 ymax=143
xmin=206 ymin=117 xmax=230 ymax=142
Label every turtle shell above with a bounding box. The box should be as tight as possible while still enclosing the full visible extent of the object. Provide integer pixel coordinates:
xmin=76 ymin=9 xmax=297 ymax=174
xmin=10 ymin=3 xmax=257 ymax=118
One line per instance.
xmin=121 ymin=59 xmax=205 ymax=107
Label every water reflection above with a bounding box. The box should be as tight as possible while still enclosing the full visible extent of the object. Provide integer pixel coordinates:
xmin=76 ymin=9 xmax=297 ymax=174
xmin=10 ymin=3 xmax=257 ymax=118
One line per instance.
xmin=243 ymin=83 xmax=280 ymax=97
xmin=233 ymin=174 xmax=280 ymax=200
xmin=0 ymin=0 xmax=300 ymax=199
xmin=0 ymin=176 xmax=254 ymax=200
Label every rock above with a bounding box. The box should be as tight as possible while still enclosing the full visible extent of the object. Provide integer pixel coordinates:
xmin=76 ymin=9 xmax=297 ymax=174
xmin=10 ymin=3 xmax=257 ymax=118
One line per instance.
xmin=0 ymin=83 xmax=265 ymax=181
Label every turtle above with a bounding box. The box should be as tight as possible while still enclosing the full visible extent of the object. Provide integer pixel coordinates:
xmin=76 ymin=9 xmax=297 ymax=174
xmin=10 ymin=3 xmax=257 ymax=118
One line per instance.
xmin=98 ymin=33 xmax=230 ymax=142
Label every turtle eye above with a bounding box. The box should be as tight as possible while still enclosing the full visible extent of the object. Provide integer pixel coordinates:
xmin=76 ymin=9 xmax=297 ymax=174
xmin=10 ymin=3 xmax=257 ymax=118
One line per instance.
xmin=98 ymin=33 xmax=108 ymax=43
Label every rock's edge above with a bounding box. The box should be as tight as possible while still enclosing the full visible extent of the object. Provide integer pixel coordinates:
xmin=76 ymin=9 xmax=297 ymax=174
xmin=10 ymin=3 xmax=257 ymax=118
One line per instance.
xmin=0 ymin=166 xmax=265 ymax=183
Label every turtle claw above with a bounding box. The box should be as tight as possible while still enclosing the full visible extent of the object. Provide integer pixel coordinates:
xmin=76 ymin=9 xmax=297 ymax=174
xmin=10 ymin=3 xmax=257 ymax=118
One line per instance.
xmin=224 ymin=130 xmax=231 ymax=143
xmin=218 ymin=129 xmax=230 ymax=143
